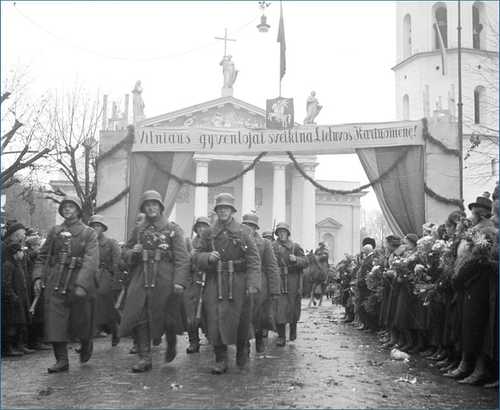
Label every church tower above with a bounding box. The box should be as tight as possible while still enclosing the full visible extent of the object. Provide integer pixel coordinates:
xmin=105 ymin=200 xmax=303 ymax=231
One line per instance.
xmin=393 ymin=1 xmax=498 ymax=200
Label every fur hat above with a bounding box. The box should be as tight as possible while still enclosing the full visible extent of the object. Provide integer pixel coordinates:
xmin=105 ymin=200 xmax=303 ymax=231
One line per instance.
xmin=468 ymin=192 xmax=492 ymax=212
xmin=5 ymin=222 xmax=26 ymax=239
xmin=385 ymin=235 xmax=401 ymax=247
xmin=362 ymin=237 xmax=376 ymax=249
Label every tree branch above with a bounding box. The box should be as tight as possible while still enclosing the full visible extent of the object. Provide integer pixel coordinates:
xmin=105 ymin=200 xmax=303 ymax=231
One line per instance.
xmin=1 ymin=119 xmax=23 ymax=150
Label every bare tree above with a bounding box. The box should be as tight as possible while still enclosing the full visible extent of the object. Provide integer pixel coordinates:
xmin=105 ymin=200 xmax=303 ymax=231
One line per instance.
xmin=46 ymin=86 xmax=102 ymax=223
xmin=1 ymin=71 xmax=52 ymax=189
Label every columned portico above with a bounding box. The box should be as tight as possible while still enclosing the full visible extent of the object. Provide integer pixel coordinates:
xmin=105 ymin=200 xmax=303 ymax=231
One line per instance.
xmin=194 ymin=158 xmax=210 ymax=218
xmin=241 ymin=161 xmax=255 ymax=214
xmin=301 ymin=163 xmax=317 ymax=251
xmin=272 ymin=162 xmax=287 ymax=224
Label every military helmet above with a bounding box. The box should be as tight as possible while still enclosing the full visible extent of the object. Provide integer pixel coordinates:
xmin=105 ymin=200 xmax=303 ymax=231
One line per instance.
xmin=88 ymin=214 xmax=108 ymax=232
xmin=242 ymin=213 xmax=259 ymax=229
xmin=58 ymin=195 xmax=82 ymax=218
xmin=192 ymin=216 xmax=210 ymax=232
xmin=214 ymin=192 xmax=237 ymax=213
xmin=274 ymin=222 xmax=291 ymax=236
xmin=262 ymin=230 xmax=274 ymax=240
xmin=140 ymin=190 xmax=165 ymax=213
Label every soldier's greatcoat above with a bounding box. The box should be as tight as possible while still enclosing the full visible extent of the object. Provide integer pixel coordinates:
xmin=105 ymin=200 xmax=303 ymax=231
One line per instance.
xmin=119 ymin=216 xmax=190 ymax=339
xmin=252 ymin=233 xmax=281 ymax=332
xmin=193 ymin=218 xmax=261 ymax=346
xmin=272 ymin=239 xmax=308 ymax=325
xmin=183 ymin=235 xmax=206 ymax=329
xmin=33 ymin=220 xmax=99 ymax=342
xmin=94 ymin=235 xmax=121 ymax=329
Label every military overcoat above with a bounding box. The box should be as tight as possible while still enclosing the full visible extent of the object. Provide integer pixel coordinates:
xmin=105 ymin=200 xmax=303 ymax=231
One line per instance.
xmin=193 ymin=218 xmax=261 ymax=346
xmin=272 ymin=239 xmax=308 ymax=324
xmin=119 ymin=216 xmax=190 ymax=339
xmin=33 ymin=220 xmax=98 ymax=342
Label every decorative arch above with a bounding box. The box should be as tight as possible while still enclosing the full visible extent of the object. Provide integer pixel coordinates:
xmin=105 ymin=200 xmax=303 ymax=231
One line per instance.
xmin=474 ymin=85 xmax=486 ymax=124
xmin=403 ymin=14 xmax=412 ymax=59
xmin=472 ymin=1 xmax=486 ymax=50
xmin=432 ymin=2 xmax=448 ymax=49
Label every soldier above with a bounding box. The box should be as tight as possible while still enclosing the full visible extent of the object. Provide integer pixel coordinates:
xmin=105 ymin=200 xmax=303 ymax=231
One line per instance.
xmin=193 ymin=193 xmax=261 ymax=374
xmin=119 ymin=190 xmax=190 ymax=372
xmin=241 ymin=213 xmax=281 ymax=353
xmin=88 ymin=215 xmax=122 ymax=347
xmin=272 ymin=222 xmax=308 ymax=346
xmin=32 ymin=196 xmax=99 ymax=373
xmin=184 ymin=216 xmax=210 ymax=354
xmin=262 ymin=231 xmax=274 ymax=242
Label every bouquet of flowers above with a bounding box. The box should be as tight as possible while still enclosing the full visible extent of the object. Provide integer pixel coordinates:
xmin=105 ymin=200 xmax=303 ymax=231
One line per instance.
xmin=142 ymin=226 xmax=170 ymax=251
xmin=366 ymin=265 xmax=383 ymax=291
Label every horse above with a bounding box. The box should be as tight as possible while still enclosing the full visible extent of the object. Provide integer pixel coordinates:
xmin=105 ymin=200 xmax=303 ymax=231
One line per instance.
xmin=305 ymin=245 xmax=330 ymax=307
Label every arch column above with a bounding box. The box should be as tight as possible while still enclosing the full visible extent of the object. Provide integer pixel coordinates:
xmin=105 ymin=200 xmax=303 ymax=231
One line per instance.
xmin=194 ymin=159 xmax=210 ymax=218
xmin=272 ymin=162 xmax=287 ymax=224
xmin=241 ymin=161 xmax=255 ymax=215
xmin=301 ymin=162 xmax=317 ymax=251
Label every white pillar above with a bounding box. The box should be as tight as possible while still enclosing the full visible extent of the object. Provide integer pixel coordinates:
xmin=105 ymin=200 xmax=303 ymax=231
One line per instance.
xmin=301 ymin=163 xmax=317 ymax=251
xmin=194 ymin=159 xmax=210 ymax=218
xmin=241 ymin=161 xmax=255 ymax=215
xmin=272 ymin=162 xmax=287 ymax=224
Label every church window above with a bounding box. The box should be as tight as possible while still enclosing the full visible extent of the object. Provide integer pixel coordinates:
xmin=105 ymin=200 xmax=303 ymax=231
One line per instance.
xmin=403 ymin=14 xmax=412 ymax=59
xmin=433 ymin=3 xmax=448 ymax=50
xmin=473 ymin=85 xmax=486 ymax=124
xmin=472 ymin=2 xmax=485 ymax=50
xmin=402 ymin=94 xmax=410 ymax=120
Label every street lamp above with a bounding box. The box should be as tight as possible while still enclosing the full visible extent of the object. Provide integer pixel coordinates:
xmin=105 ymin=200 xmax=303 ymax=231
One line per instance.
xmin=257 ymin=1 xmax=271 ymax=33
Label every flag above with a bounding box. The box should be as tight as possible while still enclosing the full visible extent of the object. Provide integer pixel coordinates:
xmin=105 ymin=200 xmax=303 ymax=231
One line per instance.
xmin=277 ymin=2 xmax=286 ymax=80
xmin=433 ymin=15 xmax=447 ymax=75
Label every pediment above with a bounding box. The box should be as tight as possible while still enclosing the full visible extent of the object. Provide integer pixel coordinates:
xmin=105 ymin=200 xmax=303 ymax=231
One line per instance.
xmin=140 ymin=96 xmax=266 ymax=129
xmin=316 ymin=217 xmax=343 ymax=229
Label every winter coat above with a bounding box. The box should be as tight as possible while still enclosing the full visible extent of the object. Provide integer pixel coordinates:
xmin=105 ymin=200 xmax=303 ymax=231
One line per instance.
xmin=94 ymin=235 xmax=121 ymax=328
xmin=252 ymin=232 xmax=281 ymax=332
xmin=272 ymin=239 xmax=308 ymax=325
xmin=193 ymin=217 xmax=261 ymax=346
xmin=119 ymin=216 xmax=190 ymax=339
xmin=32 ymin=219 xmax=99 ymax=342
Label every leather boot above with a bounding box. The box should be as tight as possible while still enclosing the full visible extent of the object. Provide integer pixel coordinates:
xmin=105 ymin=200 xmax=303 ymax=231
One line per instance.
xmin=132 ymin=326 xmax=152 ymax=373
xmin=236 ymin=341 xmax=249 ymax=369
xmin=111 ymin=323 xmax=120 ymax=347
xmin=255 ymin=332 xmax=265 ymax=353
xmin=79 ymin=340 xmax=93 ymax=363
xmin=276 ymin=324 xmax=286 ymax=347
xmin=458 ymin=356 xmax=488 ymax=385
xmin=289 ymin=323 xmax=297 ymax=341
xmin=186 ymin=329 xmax=200 ymax=354
xmin=211 ymin=345 xmax=228 ymax=374
xmin=164 ymin=331 xmax=177 ymax=363
xmin=444 ymin=357 xmax=473 ymax=379
xmin=48 ymin=342 xmax=69 ymax=373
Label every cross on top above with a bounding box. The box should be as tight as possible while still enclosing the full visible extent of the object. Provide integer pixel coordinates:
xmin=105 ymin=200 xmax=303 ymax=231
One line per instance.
xmin=215 ymin=28 xmax=236 ymax=57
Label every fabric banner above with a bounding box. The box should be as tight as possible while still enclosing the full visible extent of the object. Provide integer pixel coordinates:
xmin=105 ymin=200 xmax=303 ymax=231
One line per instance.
xmin=133 ymin=120 xmax=424 ymax=155
xmin=126 ymin=152 xmax=192 ymax=237
xmin=357 ymin=146 xmax=425 ymax=237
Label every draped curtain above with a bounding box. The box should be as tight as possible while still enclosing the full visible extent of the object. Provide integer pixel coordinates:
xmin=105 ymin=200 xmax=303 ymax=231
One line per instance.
xmin=356 ymin=146 xmax=425 ymax=237
xmin=126 ymin=152 xmax=193 ymax=237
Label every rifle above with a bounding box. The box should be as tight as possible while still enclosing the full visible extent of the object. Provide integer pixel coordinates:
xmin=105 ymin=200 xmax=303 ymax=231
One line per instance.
xmin=272 ymin=219 xmax=276 ymax=241
xmin=211 ymin=237 xmax=223 ymax=300
xmin=194 ymin=272 xmax=206 ymax=325
xmin=29 ymin=294 xmax=40 ymax=316
xmin=228 ymin=260 xmax=234 ymax=300
xmin=114 ymin=285 xmax=126 ymax=311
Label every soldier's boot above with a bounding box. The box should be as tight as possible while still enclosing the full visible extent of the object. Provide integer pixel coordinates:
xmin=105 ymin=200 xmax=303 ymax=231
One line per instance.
xmin=289 ymin=323 xmax=297 ymax=341
xmin=255 ymin=332 xmax=265 ymax=353
xmin=211 ymin=345 xmax=228 ymax=374
xmin=132 ymin=326 xmax=152 ymax=373
xmin=111 ymin=323 xmax=120 ymax=347
xmin=444 ymin=353 xmax=474 ymax=379
xmin=164 ymin=331 xmax=177 ymax=363
xmin=236 ymin=341 xmax=250 ymax=369
xmin=458 ymin=355 xmax=489 ymax=385
xmin=276 ymin=324 xmax=286 ymax=347
xmin=48 ymin=342 xmax=69 ymax=373
xmin=186 ymin=328 xmax=200 ymax=354
xmin=79 ymin=339 xmax=93 ymax=363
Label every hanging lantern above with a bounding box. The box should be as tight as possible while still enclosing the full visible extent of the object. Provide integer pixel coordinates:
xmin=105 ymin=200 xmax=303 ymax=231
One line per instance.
xmin=257 ymin=14 xmax=270 ymax=33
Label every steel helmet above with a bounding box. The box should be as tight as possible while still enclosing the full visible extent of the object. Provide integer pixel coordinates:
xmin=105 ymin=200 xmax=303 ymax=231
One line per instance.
xmin=262 ymin=230 xmax=274 ymax=240
xmin=192 ymin=216 xmax=210 ymax=232
xmin=274 ymin=222 xmax=291 ymax=236
xmin=242 ymin=213 xmax=259 ymax=229
xmin=213 ymin=193 xmax=237 ymax=213
xmin=140 ymin=190 xmax=165 ymax=213
xmin=58 ymin=195 xmax=82 ymax=218
xmin=88 ymin=214 xmax=108 ymax=232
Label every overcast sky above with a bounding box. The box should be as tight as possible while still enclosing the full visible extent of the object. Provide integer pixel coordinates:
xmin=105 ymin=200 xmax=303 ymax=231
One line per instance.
xmin=1 ymin=1 xmax=397 ymax=210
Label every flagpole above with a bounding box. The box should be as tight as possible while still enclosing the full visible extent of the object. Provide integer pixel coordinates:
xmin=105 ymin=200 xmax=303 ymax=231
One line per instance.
xmin=457 ymin=0 xmax=464 ymax=202
xmin=279 ymin=0 xmax=283 ymax=97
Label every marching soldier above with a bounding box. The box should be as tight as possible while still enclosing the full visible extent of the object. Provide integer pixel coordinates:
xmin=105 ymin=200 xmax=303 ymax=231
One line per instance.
xmin=241 ymin=213 xmax=281 ymax=353
xmin=88 ymin=215 xmax=122 ymax=347
xmin=193 ymin=193 xmax=261 ymax=374
xmin=184 ymin=216 xmax=210 ymax=354
xmin=32 ymin=196 xmax=99 ymax=373
xmin=119 ymin=190 xmax=190 ymax=372
xmin=272 ymin=222 xmax=308 ymax=346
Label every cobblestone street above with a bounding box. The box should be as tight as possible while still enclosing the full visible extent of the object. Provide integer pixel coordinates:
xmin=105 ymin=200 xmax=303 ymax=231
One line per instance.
xmin=2 ymin=301 xmax=498 ymax=409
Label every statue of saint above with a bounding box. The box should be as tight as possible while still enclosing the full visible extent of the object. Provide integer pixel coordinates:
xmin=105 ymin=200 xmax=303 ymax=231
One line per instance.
xmin=304 ymin=91 xmax=322 ymax=125
xmin=220 ymin=55 xmax=238 ymax=89
xmin=132 ymin=80 xmax=145 ymax=122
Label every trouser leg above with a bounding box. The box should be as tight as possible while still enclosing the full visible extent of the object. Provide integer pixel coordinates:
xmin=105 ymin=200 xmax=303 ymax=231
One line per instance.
xmin=47 ymin=342 xmax=69 ymax=373
xmin=131 ymin=323 xmax=152 ymax=372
